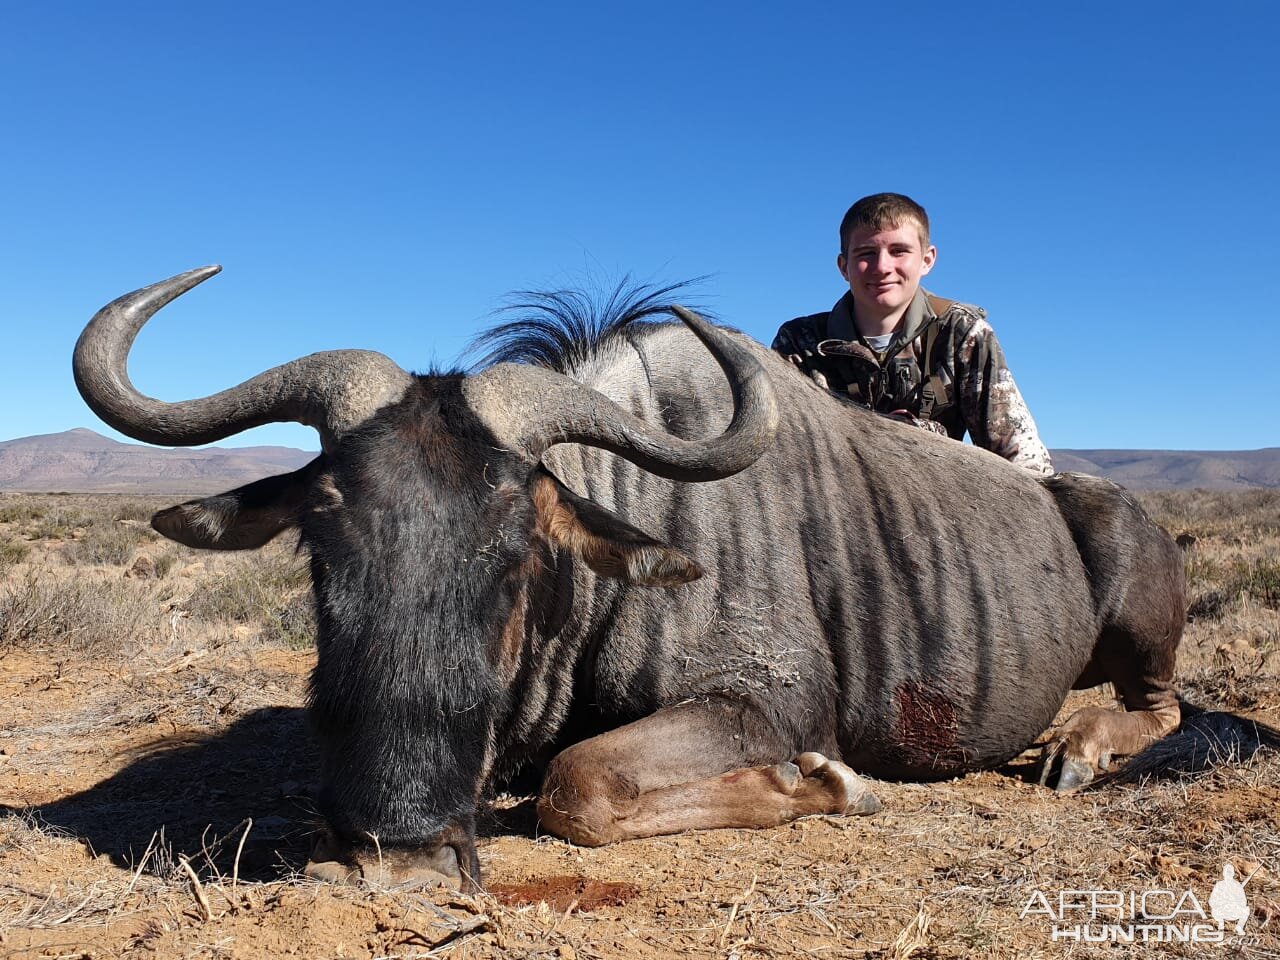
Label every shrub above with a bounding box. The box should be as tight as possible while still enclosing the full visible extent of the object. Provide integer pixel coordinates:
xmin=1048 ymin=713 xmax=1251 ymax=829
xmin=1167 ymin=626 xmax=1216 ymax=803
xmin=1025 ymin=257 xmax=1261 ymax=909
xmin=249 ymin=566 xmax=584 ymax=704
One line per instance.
xmin=0 ymin=573 xmax=163 ymax=652
xmin=260 ymin=590 xmax=317 ymax=649
xmin=1187 ymin=556 xmax=1280 ymax=621
xmin=63 ymin=522 xmax=157 ymax=567
xmin=0 ymin=539 xmax=31 ymax=567
xmin=185 ymin=548 xmax=313 ymax=645
xmin=1233 ymin=557 xmax=1280 ymax=609
xmin=111 ymin=500 xmax=159 ymax=523
xmin=0 ymin=501 xmax=46 ymax=524
xmin=27 ymin=507 xmax=96 ymax=541
xmin=1138 ymin=489 xmax=1280 ymax=540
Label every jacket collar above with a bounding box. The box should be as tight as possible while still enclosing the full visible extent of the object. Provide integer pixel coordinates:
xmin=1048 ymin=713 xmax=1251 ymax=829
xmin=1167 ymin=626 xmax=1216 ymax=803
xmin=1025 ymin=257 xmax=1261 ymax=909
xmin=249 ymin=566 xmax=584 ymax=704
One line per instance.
xmin=825 ymin=288 xmax=939 ymax=353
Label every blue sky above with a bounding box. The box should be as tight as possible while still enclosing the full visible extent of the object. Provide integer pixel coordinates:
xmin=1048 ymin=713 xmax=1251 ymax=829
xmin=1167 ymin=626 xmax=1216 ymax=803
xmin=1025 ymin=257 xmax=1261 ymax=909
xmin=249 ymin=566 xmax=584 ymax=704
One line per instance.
xmin=2 ymin=2 xmax=1277 ymax=452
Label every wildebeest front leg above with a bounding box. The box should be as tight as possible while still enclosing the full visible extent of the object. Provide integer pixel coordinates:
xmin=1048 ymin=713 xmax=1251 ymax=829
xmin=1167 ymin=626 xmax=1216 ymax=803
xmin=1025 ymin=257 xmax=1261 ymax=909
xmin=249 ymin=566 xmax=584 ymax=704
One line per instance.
xmin=537 ymin=701 xmax=880 ymax=846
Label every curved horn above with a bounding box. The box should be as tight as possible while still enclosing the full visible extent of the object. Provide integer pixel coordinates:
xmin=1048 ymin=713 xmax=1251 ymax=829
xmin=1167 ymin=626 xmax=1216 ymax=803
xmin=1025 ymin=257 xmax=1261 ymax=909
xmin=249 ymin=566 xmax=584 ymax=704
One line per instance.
xmin=462 ymin=306 xmax=778 ymax=482
xmin=73 ymin=266 xmax=415 ymax=450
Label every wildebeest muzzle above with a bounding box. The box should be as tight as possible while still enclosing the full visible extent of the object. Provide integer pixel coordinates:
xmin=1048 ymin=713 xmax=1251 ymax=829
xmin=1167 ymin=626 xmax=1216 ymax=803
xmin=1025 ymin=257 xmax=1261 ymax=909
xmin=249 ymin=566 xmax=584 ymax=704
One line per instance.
xmin=303 ymin=818 xmax=480 ymax=892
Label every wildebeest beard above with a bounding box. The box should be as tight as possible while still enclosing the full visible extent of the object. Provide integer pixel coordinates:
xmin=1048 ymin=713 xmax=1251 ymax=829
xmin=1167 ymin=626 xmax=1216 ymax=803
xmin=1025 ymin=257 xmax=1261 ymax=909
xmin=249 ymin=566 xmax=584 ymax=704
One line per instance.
xmin=302 ymin=377 xmax=528 ymax=853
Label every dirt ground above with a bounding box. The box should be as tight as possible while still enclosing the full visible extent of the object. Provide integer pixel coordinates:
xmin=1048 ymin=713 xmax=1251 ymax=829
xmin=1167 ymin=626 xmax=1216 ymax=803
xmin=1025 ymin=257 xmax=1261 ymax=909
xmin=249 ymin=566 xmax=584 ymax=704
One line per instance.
xmin=1 ymin=491 xmax=1279 ymax=959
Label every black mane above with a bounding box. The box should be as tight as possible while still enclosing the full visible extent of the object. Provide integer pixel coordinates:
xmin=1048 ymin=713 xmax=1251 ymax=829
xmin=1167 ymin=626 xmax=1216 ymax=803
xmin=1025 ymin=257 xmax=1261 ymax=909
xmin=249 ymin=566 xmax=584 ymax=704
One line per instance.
xmin=467 ymin=279 xmax=710 ymax=374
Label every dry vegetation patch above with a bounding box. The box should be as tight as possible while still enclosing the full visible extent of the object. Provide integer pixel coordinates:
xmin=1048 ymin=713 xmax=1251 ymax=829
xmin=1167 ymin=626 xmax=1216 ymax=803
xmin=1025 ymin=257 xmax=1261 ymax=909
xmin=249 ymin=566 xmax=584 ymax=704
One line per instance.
xmin=0 ymin=489 xmax=1277 ymax=958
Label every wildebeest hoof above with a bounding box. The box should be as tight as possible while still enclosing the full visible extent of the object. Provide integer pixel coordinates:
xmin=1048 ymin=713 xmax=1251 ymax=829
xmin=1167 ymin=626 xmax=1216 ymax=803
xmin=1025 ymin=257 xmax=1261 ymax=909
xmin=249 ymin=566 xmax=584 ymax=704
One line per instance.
xmin=1038 ymin=740 xmax=1096 ymax=793
xmin=1053 ymin=757 xmax=1095 ymax=793
xmin=793 ymin=752 xmax=882 ymax=816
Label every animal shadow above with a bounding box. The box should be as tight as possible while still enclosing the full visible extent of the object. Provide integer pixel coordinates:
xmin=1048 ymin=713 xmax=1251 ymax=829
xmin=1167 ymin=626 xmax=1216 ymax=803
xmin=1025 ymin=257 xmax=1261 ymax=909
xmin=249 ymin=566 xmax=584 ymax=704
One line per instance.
xmin=9 ymin=706 xmax=319 ymax=880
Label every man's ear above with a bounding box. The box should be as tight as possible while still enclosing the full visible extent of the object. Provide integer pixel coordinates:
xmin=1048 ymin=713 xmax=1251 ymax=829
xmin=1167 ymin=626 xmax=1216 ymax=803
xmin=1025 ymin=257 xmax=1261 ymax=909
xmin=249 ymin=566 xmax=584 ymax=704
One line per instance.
xmin=837 ymin=252 xmax=850 ymax=282
xmin=920 ymin=244 xmax=937 ymax=276
xmin=531 ymin=468 xmax=703 ymax=587
xmin=151 ymin=457 xmax=322 ymax=550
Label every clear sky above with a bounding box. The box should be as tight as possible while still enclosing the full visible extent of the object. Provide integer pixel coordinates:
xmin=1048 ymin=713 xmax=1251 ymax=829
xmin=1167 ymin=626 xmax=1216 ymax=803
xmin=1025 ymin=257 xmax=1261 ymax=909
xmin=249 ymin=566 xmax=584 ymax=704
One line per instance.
xmin=2 ymin=2 xmax=1277 ymax=452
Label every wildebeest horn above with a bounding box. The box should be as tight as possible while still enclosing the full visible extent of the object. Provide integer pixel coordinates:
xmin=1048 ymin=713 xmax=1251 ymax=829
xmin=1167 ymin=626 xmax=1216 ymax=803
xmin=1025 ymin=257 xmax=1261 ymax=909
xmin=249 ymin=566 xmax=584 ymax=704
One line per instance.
xmin=73 ymin=266 xmax=415 ymax=451
xmin=462 ymin=306 xmax=779 ymax=482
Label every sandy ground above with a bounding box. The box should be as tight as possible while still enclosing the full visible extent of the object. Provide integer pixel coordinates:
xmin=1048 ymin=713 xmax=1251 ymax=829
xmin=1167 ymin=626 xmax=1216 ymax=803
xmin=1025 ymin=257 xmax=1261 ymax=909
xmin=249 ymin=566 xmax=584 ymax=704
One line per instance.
xmin=1 ymin=494 xmax=1279 ymax=959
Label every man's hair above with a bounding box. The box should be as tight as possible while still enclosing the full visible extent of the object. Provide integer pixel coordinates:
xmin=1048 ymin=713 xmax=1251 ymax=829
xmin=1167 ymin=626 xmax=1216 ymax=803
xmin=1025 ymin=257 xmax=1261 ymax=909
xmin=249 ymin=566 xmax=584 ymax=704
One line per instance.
xmin=839 ymin=193 xmax=931 ymax=255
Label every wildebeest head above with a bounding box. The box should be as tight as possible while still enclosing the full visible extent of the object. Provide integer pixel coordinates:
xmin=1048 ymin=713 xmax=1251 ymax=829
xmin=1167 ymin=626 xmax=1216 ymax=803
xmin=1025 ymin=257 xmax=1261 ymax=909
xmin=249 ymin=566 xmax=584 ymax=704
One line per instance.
xmin=73 ymin=266 xmax=778 ymax=889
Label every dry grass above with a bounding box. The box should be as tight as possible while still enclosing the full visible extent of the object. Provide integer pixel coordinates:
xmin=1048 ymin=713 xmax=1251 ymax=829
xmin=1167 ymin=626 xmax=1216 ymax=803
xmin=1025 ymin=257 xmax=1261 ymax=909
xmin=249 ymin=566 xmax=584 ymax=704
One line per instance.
xmin=0 ymin=537 xmax=30 ymax=567
xmin=0 ymin=572 xmax=170 ymax=653
xmin=0 ymin=493 xmax=315 ymax=652
xmin=183 ymin=544 xmax=315 ymax=649
xmin=62 ymin=520 xmax=159 ymax=567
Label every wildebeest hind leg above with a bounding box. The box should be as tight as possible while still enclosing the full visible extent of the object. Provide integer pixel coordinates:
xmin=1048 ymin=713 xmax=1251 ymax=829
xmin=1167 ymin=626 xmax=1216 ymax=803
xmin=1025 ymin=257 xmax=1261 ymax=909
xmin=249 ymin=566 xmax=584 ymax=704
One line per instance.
xmin=1041 ymin=622 xmax=1182 ymax=792
xmin=536 ymin=701 xmax=881 ymax=846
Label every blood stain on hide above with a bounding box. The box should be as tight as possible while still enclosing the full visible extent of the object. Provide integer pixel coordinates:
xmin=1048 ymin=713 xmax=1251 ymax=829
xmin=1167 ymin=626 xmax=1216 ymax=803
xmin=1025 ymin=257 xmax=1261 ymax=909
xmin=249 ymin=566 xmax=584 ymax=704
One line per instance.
xmin=488 ymin=875 xmax=640 ymax=911
xmin=892 ymin=680 xmax=964 ymax=770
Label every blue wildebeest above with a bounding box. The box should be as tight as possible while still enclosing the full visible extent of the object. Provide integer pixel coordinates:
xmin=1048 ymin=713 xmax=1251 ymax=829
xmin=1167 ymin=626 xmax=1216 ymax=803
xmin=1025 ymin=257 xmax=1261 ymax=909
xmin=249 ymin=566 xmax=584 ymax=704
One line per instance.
xmin=74 ymin=266 xmax=1186 ymax=889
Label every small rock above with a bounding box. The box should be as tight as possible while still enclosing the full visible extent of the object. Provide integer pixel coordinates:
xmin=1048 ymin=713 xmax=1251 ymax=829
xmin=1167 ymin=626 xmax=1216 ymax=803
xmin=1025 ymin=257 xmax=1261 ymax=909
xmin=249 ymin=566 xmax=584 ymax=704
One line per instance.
xmin=125 ymin=555 xmax=157 ymax=579
xmin=557 ymin=946 xmax=576 ymax=960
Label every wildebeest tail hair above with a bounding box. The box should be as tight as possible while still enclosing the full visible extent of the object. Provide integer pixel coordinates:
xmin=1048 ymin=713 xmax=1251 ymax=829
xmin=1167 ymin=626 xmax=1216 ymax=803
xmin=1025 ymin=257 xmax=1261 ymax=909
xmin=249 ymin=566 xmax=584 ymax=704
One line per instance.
xmin=1094 ymin=698 xmax=1280 ymax=787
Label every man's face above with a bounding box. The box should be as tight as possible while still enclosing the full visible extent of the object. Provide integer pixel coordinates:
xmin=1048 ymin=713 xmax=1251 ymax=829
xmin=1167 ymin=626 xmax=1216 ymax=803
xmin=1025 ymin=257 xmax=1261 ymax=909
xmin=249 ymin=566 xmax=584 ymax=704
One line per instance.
xmin=838 ymin=220 xmax=937 ymax=323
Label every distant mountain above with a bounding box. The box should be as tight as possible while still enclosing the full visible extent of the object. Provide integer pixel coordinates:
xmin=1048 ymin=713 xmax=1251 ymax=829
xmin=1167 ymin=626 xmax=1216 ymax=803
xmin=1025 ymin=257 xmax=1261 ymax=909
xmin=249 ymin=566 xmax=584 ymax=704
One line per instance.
xmin=1051 ymin=448 xmax=1280 ymax=490
xmin=0 ymin=429 xmax=1276 ymax=493
xmin=0 ymin=428 xmax=316 ymax=494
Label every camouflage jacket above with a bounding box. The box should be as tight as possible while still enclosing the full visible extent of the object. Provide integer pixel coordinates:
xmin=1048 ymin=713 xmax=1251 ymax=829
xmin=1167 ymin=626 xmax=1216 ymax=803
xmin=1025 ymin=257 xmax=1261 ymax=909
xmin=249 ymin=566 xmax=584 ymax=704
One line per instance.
xmin=772 ymin=290 xmax=1054 ymax=476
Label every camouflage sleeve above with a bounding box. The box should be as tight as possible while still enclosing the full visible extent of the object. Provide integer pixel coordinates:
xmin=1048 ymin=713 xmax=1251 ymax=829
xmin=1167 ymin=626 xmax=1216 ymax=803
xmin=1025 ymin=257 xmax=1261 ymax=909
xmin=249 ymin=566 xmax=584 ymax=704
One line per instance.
xmin=772 ymin=319 xmax=831 ymax=390
xmin=953 ymin=317 xmax=1055 ymax=476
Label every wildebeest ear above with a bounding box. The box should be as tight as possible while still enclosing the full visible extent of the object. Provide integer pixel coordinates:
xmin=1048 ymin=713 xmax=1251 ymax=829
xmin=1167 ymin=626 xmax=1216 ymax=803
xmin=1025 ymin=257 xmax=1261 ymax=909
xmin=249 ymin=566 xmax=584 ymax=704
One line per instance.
xmin=532 ymin=469 xmax=703 ymax=587
xmin=151 ymin=457 xmax=321 ymax=550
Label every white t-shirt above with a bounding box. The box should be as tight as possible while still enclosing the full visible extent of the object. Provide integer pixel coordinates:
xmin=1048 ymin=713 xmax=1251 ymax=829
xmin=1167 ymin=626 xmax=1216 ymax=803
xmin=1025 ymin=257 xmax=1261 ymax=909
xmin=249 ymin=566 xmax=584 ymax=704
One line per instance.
xmin=864 ymin=333 xmax=894 ymax=353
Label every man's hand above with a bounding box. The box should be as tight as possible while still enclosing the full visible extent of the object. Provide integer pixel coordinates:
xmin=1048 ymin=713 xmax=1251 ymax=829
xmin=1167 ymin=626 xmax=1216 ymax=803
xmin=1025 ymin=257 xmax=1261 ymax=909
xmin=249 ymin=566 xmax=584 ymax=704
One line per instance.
xmin=888 ymin=409 xmax=948 ymax=435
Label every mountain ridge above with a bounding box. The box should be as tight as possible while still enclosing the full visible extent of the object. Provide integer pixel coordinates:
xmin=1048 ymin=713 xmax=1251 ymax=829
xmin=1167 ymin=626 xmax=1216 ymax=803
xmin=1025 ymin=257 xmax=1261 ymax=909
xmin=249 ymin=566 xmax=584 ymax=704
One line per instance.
xmin=0 ymin=428 xmax=316 ymax=494
xmin=0 ymin=429 xmax=1276 ymax=493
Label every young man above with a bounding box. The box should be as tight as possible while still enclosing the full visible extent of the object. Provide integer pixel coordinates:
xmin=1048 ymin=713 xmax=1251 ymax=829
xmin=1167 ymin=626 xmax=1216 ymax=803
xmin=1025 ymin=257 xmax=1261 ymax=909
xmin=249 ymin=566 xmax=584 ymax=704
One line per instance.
xmin=772 ymin=193 xmax=1054 ymax=476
